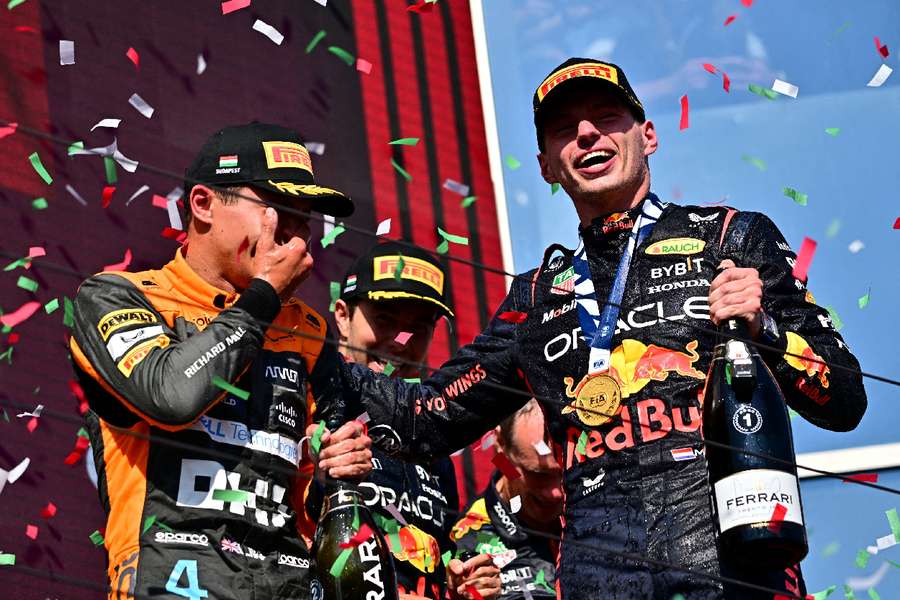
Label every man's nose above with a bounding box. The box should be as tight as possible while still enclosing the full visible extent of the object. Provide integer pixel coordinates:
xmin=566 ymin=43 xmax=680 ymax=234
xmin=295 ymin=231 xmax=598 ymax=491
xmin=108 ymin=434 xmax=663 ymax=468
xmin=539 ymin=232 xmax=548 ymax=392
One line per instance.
xmin=576 ymin=119 xmax=602 ymax=144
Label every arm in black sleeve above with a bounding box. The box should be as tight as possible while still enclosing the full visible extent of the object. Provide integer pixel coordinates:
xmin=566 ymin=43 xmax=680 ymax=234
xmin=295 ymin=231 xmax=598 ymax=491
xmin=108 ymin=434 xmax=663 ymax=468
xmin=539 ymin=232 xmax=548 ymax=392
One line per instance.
xmin=740 ymin=213 xmax=867 ymax=431
xmin=70 ymin=273 xmax=280 ymax=429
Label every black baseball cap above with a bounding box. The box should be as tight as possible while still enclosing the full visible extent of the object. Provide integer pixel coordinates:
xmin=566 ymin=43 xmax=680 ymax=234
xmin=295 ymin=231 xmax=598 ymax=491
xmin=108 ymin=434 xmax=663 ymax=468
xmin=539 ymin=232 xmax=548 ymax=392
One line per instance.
xmin=339 ymin=241 xmax=454 ymax=318
xmin=185 ymin=122 xmax=354 ymax=217
xmin=533 ymin=58 xmax=645 ymax=151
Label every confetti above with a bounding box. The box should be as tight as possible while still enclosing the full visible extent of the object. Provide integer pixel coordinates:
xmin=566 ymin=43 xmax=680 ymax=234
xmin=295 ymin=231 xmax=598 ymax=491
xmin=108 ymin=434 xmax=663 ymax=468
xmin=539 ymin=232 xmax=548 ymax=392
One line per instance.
xmin=867 ymin=64 xmax=892 ymax=87
xmin=868 ymin=589 xmax=881 ymax=600
xmin=306 ymin=30 xmax=326 ymax=53
xmin=59 ymin=40 xmax=75 ymax=65
xmin=306 ymin=142 xmax=325 ymax=155
xmin=678 ymin=95 xmax=689 ymax=130
xmin=510 ymin=495 xmax=522 ymax=513
xmin=28 ymin=152 xmax=52 ymax=184
xmin=329 ymin=281 xmax=340 ymax=311
xmin=310 ymin=420 xmax=326 ymax=453
xmin=443 ymin=179 xmax=470 ymax=196
xmin=394 ymin=331 xmax=413 ymax=345
xmin=89 ymin=530 xmax=105 ymax=546
xmin=461 ymin=195 xmax=477 ymax=207
xmin=384 ymin=503 xmax=407 ymax=526
xmin=0 ymin=302 xmax=40 ymax=328
xmin=480 ymin=431 xmax=496 ymax=450
xmin=858 ymin=289 xmax=871 ymax=309
xmin=436 ymin=240 xmax=449 ymax=254
xmin=320 ymin=224 xmax=346 ymax=248
xmin=383 ymin=363 xmax=395 ymax=376
xmin=40 ymin=502 xmax=57 ymax=518
xmin=505 ymin=155 xmax=521 ymax=170
xmin=792 ymin=237 xmax=817 ymax=282
xmin=25 ymin=524 xmax=38 ymax=540
xmin=826 ymin=219 xmax=841 ymax=238
xmin=408 ymin=0 xmax=435 ymax=13
xmin=389 ymin=137 xmax=419 ymax=146
xmin=823 ymin=541 xmax=840 ymax=557
xmin=329 ymin=548 xmax=353 ymax=577
xmin=65 ymin=184 xmax=88 ymax=206
xmin=825 ymin=127 xmax=841 ymax=137
xmin=767 ymin=502 xmax=787 ymax=533
xmin=45 ymin=299 xmax=59 ymax=314
xmin=90 ymin=118 xmax=122 ymax=132
xmin=31 ymin=197 xmax=47 ymax=210
xmin=376 ymin=218 xmax=391 ymax=236
xmin=0 ymin=554 xmax=15 ymax=566
xmin=492 ymin=453 xmax=521 ymax=480
xmin=741 ymin=155 xmax=767 ymax=171
xmin=340 ymin=523 xmax=373 ymax=548
xmin=783 ymin=187 xmax=808 ymax=206
xmin=63 ymin=435 xmax=90 ymax=465
xmin=212 ymin=376 xmax=250 ymax=401
xmin=437 ymin=226 xmax=469 ymax=246
xmin=874 ymin=36 xmax=889 ymax=58
xmin=724 ymin=15 xmax=737 ymax=26
xmin=212 ymin=489 xmax=248 ymax=504
xmin=126 ymin=47 xmax=140 ymax=69
xmin=16 ymin=276 xmax=38 ymax=293
xmin=856 ymin=549 xmax=871 ymax=569
xmin=844 ymin=473 xmax=879 ymax=484
xmin=887 ymin=508 xmax=900 ymax=540
xmin=748 ymin=84 xmax=778 ymax=100
xmin=102 ymin=185 xmax=116 ymax=208
xmin=312 ymin=0 xmax=327 ymax=5
xmin=8 ymin=457 xmax=30 ymax=483
xmin=128 ymin=93 xmax=154 ymax=119
xmin=142 ymin=515 xmax=157 ymax=534
xmin=67 ymin=140 xmax=84 ymax=156
xmin=103 ymin=248 xmax=133 ymax=272
xmin=197 ymin=54 xmax=207 ymax=74
xmin=328 ymin=46 xmax=355 ymax=66
xmin=356 ymin=58 xmax=372 ymax=74
xmin=441 ymin=550 xmax=452 ymax=567
xmin=533 ymin=440 xmax=552 ymax=456
xmin=772 ymin=79 xmax=799 ymax=98
xmin=221 ymin=0 xmax=250 ymax=14
xmin=894 ymin=217 xmax=900 ymax=230
xmin=253 ymin=19 xmax=284 ymax=45
xmin=0 ymin=122 xmax=17 ymax=138
xmin=576 ymin=431 xmax=588 ymax=455
xmin=498 ymin=311 xmax=528 ymax=324
xmin=823 ymin=305 xmax=843 ymax=331
xmin=391 ymin=158 xmax=412 ymax=182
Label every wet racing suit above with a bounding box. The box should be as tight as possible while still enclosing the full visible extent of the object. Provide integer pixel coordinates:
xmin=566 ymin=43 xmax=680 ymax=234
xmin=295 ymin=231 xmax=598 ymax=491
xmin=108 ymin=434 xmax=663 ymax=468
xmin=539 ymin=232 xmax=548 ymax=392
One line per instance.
xmin=336 ymin=197 xmax=867 ymax=599
xmin=70 ymin=249 xmax=341 ymax=599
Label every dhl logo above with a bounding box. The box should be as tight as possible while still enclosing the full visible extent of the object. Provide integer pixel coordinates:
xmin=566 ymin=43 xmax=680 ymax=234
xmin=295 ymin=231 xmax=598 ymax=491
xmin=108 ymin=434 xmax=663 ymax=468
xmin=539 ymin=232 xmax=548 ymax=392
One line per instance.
xmin=450 ymin=498 xmax=490 ymax=541
xmin=97 ymin=308 xmax=157 ymax=340
xmin=536 ymin=62 xmax=619 ymax=102
xmin=117 ymin=335 xmax=169 ymax=376
xmin=262 ymin=141 xmax=312 ymax=173
xmin=373 ymin=255 xmax=444 ymax=295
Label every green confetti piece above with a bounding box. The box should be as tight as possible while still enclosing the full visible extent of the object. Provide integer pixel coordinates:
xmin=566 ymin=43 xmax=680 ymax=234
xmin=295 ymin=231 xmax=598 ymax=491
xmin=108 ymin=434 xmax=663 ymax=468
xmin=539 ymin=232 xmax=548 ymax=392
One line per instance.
xmin=388 ymin=137 xmax=419 ymax=146
xmin=32 ymin=197 xmax=47 ymax=210
xmin=788 ymin=408 xmax=800 ymax=421
xmin=436 ymin=239 xmax=449 ymax=255
xmin=390 ymin=158 xmax=412 ymax=182
xmin=0 ymin=347 xmax=14 ymax=365
xmin=504 ymin=155 xmax=521 ymax=170
xmin=28 ymin=152 xmax=52 ymax=184
xmin=826 ymin=219 xmax=841 ymax=239
xmin=44 ymin=298 xmax=59 ymax=314
xmin=825 ymin=305 xmax=844 ymax=331
xmin=831 ymin=21 xmax=852 ymax=38
xmin=76 ymin=427 xmax=89 ymax=438
xmin=212 ymin=376 xmax=250 ymax=401
xmin=867 ymin=589 xmax=880 ymax=600
xmin=7 ymin=0 xmax=27 ymax=9
xmin=783 ymin=187 xmax=808 ymax=206
xmin=437 ymin=226 xmax=469 ymax=246
xmin=16 ymin=276 xmax=38 ymax=293
xmin=89 ymin=530 xmax=105 ymax=546
xmin=844 ymin=585 xmax=857 ymax=600
xmin=310 ymin=420 xmax=326 ymax=454
xmin=142 ymin=515 xmax=157 ymax=534
xmin=461 ymin=195 xmax=477 ymax=207
xmin=388 ymin=531 xmax=401 ymax=553
xmin=812 ymin=585 xmax=838 ymax=600
xmin=329 ymin=548 xmax=353 ymax=577
xmin=67 ymin=141 xmax=84 ymax=156
xmin=4 ymin=257 xmax=30 ymax=271
xmin=725 ymin=362 xmax=733 ymax=386
xmin=383 ymin=362 xmax=395 ymax=376
xmin=890 ymin=560 xmax=900 ymax=569
xmin=394 ymin=255 xmax=405 ymax=282
xmin=63 ymin=297 xmax=74 ymax=328
xmin=305 ymin=30 xmax=326 ymax=54
xmin=825 ymin=128 xmax=841 ymax=137
xmin=327 ymin=46 xmax=355 ymax=66
xmin=1 ymin=408 xmax=8 ymax=422
xmin=352 ymin=500 xmax=360 ymax=530
xmin=671 ymin=595 xmax=686 ymax=600
xmin=855 ymin=549 xmax=870 ymax=569
xmin=441 ymin=550 xmax=451 ymax=566
xmin=157 ymin=521 xmax=173 ymax=532
xmin=104 ymin=157 xmax=117 ymax=185
xmin=886 ymin=508 xmax=900 ymax=540
xmin=551 ymin=182 xmax=561 ymax=195
xmin=212 ymin=489 xmax=249 ymax=503
xmin=0 ymin=553 xmax=15 ymax=566
xmin=329 ymin=281 xmax=340 ymax=312
xmin=576 ymin=431 xmax=588 ymax=454
xmin=748 ymin=83 xmax=778 ymax=100
xmin=741 ymin=155 xmax=767 ymax=171
xmin=320 ymin=224 xmax=345 ymax=248
xmin=858 ymin=289 xmax=871 ymax=309
xmin=402 ymin=377 xmax=421 ymax=383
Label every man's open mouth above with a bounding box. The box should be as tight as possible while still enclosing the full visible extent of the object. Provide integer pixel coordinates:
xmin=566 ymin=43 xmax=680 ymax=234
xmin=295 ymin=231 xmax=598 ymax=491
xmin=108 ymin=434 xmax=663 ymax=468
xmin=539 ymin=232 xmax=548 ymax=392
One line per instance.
xmin=577 ymin=149 xmax=615 ymax=169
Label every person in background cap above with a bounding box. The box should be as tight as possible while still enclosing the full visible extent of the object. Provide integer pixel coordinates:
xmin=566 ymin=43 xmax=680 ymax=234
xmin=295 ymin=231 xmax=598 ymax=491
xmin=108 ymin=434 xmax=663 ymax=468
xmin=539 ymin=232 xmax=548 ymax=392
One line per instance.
xmin=68 ymin=122 xmax=372 ymax=599
xmin=314 ymin=58 xmax=866 ymax=600
xmin=312 ymin=241 xmax=500 ymax=600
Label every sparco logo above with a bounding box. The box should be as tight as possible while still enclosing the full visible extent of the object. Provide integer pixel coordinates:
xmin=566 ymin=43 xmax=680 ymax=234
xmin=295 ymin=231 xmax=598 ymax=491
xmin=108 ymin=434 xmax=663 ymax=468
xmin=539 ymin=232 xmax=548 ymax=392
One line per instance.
xmin=542 ymin=299 xmax=576 ymax=324
xmin=278 ymin=554 xmax=310 ymax=569
xmin=493 ymin=501 xmax=518 ymax=536
xmin=154 ymin=531 xmax=208 ymax=546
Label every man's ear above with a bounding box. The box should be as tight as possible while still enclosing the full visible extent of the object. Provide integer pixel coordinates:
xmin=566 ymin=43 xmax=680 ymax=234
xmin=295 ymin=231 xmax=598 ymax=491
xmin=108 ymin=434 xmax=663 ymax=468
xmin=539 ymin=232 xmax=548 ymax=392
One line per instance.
xmin=537 ymin=153 xmax=557 ymax=185
xmin=641 ymin=119 xmax=658 ymax=157
xmin=333 ymin=299 xmax=352 ymax=340
xmin=189 ymin=185 xmax=216 ymax=226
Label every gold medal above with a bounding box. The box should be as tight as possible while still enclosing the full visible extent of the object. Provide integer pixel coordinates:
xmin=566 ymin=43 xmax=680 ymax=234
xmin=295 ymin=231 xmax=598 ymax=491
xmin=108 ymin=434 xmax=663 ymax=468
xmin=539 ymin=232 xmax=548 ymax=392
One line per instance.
xmin=562 ymin=373 xmax=622 ymax=427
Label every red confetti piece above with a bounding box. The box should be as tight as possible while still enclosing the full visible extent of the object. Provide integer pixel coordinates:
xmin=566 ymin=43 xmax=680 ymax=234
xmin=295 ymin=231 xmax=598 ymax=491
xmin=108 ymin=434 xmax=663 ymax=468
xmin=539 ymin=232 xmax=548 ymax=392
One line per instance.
xmin=7 ymin=333 xmax=20 ymax=344
xmin=126 ymin=47 xmax=140 ymax=70
xmin=724 ymin=15 xmax=737 ymax=26
xmin=14 ymin=26 xmax=38 ymax=33
xmin=40 ymin=502 xmax=57 ymax=519
xmin=491 ymin=453 xmax=521 ymax=481
xmin=741 ymin=0 xmax=753 ymax=6
xmin=25 ymin=524 xmax=38 ymax=540
xmin=356 ymin=58 xmax=373 ymax=74
xmin=161 ymin=227 xmax=187 ymax=243
xmin=339 ymin=524 xmax=374 ymax=548
xmin=221 ymin=0 xmax=251 ymax=15
xmin=0 ymin=122 xmax=18 ymax=139
xmin=102 ymin=185 xmax=116 ymax=208
xmin=792 ymin=237 xmax=817 ymax=282
xmin=875 ymin=36 xmax=889 ymax=58
xmin=69 ymin=380 xmax=89 ymax=415
xmin=236 ymin=237 xmax=249 ymax=264
xmin=26 ymin=246 xmax=46 ymax=266
xmin=894 ymin=217 xmax=900 ymax=229
xmin=702 ymin=63 xmax=717 ymax=74
xmin=498 ymin=311 xmax=528 ymax=324
xmin=465 ymin=585 xmax=485 ymax=600
xmin=844 ymin=473 xmax=879 ymax=483
xmin=103 ymin=248 xmax=133 ymax=272
xmin=679 ymin=95 xmax=689 ymax=130
xmin=407 ymin=0 xmax=434 ymax=13
xmin=0 ymin=301 xmax=41 ymax=328
xmin=768 ymin=502 xmax=788 ymax=533
xmin=63 ymin=435 xmax=91 ymax=465
xmin=151 ymin=194 xmax=169 ymax=209
xmin=26 ymin=417 xmax=38 ymax=433
xmin=722 ymin=71 xmax=731 ymax=92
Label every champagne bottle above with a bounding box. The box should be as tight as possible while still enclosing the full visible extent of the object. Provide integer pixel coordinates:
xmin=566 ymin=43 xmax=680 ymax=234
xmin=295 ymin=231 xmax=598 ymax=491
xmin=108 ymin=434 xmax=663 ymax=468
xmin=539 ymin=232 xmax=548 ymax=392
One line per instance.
xmin=702 ymin=317 xmax=808 ymax=570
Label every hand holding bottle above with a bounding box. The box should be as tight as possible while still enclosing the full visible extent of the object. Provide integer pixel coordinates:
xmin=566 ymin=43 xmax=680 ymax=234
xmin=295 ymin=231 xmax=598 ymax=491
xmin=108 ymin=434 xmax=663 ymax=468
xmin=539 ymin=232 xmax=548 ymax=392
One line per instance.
xmin=308 ymin=421 xmax=373 ymax=480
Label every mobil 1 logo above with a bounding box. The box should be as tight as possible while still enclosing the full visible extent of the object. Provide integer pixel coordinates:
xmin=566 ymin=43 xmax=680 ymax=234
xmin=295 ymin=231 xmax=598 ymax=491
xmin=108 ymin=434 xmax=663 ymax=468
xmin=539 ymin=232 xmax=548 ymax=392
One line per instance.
xmin=732 ymin=405 xmax=763 ymax=434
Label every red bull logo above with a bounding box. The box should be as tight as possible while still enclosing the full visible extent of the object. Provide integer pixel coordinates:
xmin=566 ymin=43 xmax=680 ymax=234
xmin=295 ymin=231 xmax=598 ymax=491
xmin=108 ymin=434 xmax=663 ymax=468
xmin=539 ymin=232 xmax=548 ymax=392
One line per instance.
xmin=391 ymin=524 xmax=441 ymax=574
xmin=784 ymin=332 xmax=830 ymax=388
xmin=450 ymin=498 xmax=490 ymax=541
xmin=601 ymin=212 xmax=634 ymax=234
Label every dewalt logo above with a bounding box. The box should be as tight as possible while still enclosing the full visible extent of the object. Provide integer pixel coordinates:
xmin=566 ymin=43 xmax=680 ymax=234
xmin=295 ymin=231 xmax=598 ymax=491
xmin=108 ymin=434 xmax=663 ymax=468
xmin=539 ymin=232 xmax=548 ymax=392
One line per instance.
xmin=97 ymin=309 xmax=157 ymax=341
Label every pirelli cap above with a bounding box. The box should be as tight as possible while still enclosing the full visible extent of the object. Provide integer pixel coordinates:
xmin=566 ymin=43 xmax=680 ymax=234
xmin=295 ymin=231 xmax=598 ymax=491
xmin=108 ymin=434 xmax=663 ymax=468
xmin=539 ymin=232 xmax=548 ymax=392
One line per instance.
xmin=340 ymin=241 xmax=454 ymax=318
xmin=533 ymin=58 xmax=645 ymax=150
xmin=185 ymin=122 xmax=354 ymax=217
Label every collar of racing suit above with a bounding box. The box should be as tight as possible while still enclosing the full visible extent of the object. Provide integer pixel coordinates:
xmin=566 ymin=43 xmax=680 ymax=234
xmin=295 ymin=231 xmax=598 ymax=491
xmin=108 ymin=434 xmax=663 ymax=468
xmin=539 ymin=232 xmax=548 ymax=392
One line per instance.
xmin=577 ymin=192 xmax=658 ymax=246
xmin=161 ymin=247 xmax=241 ymax=309
xmin=484 ymin=471 xmax=530 ymax=544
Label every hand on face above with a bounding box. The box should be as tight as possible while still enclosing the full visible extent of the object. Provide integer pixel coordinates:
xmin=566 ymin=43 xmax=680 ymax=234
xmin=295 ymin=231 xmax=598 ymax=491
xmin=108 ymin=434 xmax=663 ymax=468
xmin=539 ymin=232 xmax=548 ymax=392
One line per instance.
xmin=708 ymin=259 xmax=763 ymax=338
xmin=250 ymin=207 xmax=314 ymax=298
xmin=446 ymin=553 xmax=502 ymax=600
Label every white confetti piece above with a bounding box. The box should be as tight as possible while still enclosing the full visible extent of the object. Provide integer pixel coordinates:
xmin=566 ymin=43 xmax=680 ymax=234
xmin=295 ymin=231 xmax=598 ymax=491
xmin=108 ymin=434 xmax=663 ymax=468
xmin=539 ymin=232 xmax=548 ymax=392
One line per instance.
xmin=510 ymin=495 xmax=522 ymax=514
xmin=533 ymin=440 xmax=552 ymax=456
xmin=16 ymin=405 xmax=43 ymax=418
xmin=771 ymin=78 xmax=799 ymax=98
xmin=0 ymin=469 xmax=7 ymax=496
xmin=65 ymin=184 xmax=88 ymax=206
xmin=305 ymin=142 xmax=325 ymax=156
xmin=8 ymin=457 xmax=30 ymax=484
xmin=312 ymin=0 xmax=327 ymax=5
xmin=197 ymin=54 xmax=207 ymax=75
xmin=846 ymin=561 xmax=890 ymax=591
xmin=90 ymin=118 xmax=121 ymax=131
xmin=394 ymin=331 xmax=413 ymax=345
xmin=481 ymin=431 xmax=496 ymax=450
xmin=253 ymin=19 xmax=284 ymax=45
xmin=867 ymin=64 xmax=893 ymax=87
xmin=113 ymin=147 xmax=139 ymax=173
xmin=127 ymin=184 xmax=150 ymax=206
xmin=128 ymin=93 xmax=154 ymax=119
xmin=59 ymin=40 xmax=75 ymax=66
xmin=355 ymin=411 xmax=370 ymax=424
xmin=385 ymin=503 xmax=408 ymax=525
xmin=848 ymin=240 xmax=865 ymax=253
xmin=166 ymin=187 xmax=183 ymax=203
xmin=166 ymin=198 xmax=183 ymax=231
xmin=322 ymin=213 xmax=335 ymax=236
xmin=876 ymin=533 xmax=897 ymax=550
xmin=867 ymin=545 xmax=879 ymax=555
xmin=443 ymin=178 xmax=470 ymax=197
xmin=376 ymin=218 xmax=391 ymax=236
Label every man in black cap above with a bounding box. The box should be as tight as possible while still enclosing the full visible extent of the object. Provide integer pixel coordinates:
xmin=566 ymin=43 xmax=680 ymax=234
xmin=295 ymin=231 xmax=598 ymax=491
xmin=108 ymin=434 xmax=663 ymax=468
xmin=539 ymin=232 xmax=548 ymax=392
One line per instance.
xmin=69 ymin=122 xmax=372 ymax=599
xmin=316 ymin=60 xmax=867 ymax=598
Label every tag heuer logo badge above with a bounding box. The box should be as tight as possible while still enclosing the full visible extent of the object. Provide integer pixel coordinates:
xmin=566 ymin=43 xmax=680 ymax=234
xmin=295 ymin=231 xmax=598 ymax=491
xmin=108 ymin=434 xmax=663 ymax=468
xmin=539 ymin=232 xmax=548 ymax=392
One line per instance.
xmin=551 ymin=267 xmax=575 ymax=294
xmin=645 ymin=237 xmax=706 ymax=256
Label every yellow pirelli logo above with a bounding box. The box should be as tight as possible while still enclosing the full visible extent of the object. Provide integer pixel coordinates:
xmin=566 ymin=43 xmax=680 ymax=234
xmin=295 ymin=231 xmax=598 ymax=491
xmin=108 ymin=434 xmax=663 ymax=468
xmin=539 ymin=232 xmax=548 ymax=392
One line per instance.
xmin=117 ymin=335 xmax=169 ymax=377
xmin=536 ymin=62 xmax=619 ymax=102
xmin=373 ymin=255 xmax=444 ymax=295
xmin=97 ymin=308 xmax=157 ymax=341
xmin=262 ymin=141 xmax=312 ymax=173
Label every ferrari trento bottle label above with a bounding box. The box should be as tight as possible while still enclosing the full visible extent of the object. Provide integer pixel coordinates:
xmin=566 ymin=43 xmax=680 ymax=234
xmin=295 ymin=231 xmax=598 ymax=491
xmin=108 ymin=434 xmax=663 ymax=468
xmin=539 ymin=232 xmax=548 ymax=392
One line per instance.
xmin=714 ymin=469 xmax=802 ymax=532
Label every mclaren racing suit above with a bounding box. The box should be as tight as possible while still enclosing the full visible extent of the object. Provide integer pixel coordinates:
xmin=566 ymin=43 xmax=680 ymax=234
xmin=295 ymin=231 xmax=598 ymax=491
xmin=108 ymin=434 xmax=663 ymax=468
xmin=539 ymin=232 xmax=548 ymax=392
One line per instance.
xmin=69 ymin=249 xmax=340 ymax=599
xmin=338 ymin=197 xmax=867 ymax=599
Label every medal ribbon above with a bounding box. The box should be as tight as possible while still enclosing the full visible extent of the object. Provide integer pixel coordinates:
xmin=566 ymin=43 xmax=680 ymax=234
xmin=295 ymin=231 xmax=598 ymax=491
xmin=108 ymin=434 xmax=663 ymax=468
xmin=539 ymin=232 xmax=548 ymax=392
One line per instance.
xmin=571 ymin=194 xmax=665 ymax=374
